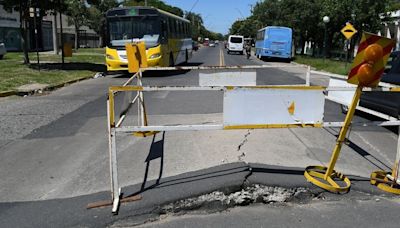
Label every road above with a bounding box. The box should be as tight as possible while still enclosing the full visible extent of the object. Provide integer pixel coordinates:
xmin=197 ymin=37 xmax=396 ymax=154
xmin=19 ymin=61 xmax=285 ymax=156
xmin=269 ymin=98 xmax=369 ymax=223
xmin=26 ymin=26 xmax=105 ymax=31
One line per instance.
xmin=0 ymin=45 xmax=399 ymax=227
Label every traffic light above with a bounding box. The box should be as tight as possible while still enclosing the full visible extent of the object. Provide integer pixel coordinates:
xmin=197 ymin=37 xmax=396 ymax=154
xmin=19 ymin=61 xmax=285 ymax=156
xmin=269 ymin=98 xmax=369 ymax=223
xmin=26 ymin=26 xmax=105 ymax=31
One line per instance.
xmin=347 ymin=32 xmax=395 ymax=88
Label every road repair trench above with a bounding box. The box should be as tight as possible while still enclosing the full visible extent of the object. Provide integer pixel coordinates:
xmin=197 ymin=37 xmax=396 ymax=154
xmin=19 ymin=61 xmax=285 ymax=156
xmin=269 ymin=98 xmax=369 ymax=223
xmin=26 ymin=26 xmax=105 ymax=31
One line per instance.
xmin=160 ymin=185 xmax=312 ymax=214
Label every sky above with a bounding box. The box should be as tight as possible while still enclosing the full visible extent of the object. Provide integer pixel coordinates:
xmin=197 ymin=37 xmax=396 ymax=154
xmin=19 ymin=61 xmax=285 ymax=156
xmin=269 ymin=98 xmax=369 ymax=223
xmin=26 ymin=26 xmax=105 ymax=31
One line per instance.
xmin=163 ymin=0 xmax=258 ymax=35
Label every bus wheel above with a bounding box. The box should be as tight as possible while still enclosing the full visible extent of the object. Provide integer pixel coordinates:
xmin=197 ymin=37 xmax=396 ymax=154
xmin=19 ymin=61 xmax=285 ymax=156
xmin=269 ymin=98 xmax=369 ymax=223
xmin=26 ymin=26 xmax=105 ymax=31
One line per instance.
xmin=169 ymin=53 xmax=174 ymax=67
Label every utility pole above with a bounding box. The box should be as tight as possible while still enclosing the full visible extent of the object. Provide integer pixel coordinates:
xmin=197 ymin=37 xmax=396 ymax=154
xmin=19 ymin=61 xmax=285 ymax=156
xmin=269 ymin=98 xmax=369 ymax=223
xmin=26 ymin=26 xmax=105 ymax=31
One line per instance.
xmin=30 ymin=5 xmax=40 ymax=71
xmin=145 ymin=0 xmax=147 ymax=6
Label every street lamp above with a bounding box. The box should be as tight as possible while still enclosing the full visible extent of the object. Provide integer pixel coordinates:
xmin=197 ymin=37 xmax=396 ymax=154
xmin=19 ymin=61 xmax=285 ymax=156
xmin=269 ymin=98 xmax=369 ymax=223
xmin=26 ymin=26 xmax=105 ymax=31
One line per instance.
xmin=323 ymin=16 xmax=330 ymax=59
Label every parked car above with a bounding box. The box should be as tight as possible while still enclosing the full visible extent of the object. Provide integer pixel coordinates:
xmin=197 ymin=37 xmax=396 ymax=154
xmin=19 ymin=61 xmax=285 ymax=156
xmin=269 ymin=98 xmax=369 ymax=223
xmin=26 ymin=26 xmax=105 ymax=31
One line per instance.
xmin=0 ymin=42 xmax=6 ymax=60
xmin=342 ymin=51 xmax=400 ymax=118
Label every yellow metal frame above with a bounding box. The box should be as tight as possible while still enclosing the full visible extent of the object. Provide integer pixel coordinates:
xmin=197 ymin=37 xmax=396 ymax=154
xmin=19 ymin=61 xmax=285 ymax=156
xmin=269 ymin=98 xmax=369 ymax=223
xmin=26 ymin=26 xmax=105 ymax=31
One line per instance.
xmin=108 ymin=72 xmax=158 ymax=138
xmin=370 ymin=170 xmax=400 ymax=194
xmin=304 ymin=86 xmax=362 ymax=193
xmin=224 ymin=123 xmax=323 ymax=130
xmin=304 ymin=166 xmax=351 ymax=193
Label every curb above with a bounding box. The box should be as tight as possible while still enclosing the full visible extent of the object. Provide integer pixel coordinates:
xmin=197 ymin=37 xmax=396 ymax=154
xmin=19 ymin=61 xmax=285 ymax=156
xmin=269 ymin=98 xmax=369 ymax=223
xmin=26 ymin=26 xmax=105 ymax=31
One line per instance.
xmin=0 ymin=90 xmax=17 ymax=97
xmin=0 ymin=75 xmax=94 ymax=98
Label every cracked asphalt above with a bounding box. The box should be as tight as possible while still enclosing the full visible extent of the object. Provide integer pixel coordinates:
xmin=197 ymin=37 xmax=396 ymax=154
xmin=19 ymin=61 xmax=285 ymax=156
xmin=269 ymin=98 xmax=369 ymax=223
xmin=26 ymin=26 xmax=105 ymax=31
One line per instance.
xmin=1 ymin=46 xmax=399 ymax=227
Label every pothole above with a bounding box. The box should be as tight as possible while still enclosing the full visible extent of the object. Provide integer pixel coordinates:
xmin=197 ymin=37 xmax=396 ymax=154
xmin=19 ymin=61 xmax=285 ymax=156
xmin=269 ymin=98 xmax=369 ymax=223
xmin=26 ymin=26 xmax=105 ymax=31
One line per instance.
xmin=159 ymin=185 xmax=313 ymax=215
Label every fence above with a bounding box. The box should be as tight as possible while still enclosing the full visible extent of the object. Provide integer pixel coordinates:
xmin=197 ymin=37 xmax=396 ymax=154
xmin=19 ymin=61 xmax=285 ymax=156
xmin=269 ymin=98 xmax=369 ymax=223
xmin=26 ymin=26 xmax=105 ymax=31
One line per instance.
xmin=100 ymin=65 xmax=400 ymax=213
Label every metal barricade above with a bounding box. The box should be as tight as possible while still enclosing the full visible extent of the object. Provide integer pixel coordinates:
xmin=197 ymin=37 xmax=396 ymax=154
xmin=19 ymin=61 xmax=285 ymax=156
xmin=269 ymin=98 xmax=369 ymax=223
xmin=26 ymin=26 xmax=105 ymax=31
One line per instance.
xmin=95 ymin=65 xmax=400 ymax=213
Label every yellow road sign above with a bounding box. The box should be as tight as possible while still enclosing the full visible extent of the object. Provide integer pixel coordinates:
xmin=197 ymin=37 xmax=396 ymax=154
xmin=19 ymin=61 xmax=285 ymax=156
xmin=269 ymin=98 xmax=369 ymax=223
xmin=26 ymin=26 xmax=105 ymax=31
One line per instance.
xmin=341 ymin=23 xmax=357 ymax=40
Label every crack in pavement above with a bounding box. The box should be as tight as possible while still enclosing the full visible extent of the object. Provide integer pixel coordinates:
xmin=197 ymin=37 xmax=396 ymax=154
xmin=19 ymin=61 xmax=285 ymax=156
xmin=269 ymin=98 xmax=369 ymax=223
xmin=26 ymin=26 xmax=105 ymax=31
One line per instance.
xmin=237 ymin=130 xmax=252 ymax=162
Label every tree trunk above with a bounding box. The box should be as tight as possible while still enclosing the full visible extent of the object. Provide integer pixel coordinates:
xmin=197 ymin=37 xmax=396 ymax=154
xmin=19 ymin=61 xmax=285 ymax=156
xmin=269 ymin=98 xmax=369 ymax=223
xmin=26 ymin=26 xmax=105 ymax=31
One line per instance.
xmin=300 ymin=36 xmax=305 ymax=55
xmin=52 ymin=11 xmax=59 ymax=54
xmin=74 ymin=22 xmax=79 ymax=50
xmin=20 ymin=7 xmax=29 ymax=64
xmin=99 ymin=35 xmax=103 ymax=48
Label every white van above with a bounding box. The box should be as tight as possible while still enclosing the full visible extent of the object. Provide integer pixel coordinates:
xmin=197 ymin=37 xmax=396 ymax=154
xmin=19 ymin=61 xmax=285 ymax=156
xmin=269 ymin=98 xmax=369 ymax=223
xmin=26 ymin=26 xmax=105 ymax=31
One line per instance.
xmin=227 ymin=35 xmax=244 ymax=55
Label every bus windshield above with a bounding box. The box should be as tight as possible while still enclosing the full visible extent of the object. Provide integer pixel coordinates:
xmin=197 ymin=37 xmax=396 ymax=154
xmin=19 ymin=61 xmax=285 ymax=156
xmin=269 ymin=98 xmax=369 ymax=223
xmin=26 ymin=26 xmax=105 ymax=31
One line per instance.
xmin=108 ymin=16 xmax=160 ymax=48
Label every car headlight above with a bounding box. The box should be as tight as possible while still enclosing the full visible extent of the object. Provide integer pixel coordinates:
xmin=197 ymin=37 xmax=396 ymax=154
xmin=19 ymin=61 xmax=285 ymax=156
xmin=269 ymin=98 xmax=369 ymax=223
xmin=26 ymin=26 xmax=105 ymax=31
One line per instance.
xmin=149 ymin=53 xmax=161 ymax=59
xmin=106 ymin=54 xmax=115 ymax=60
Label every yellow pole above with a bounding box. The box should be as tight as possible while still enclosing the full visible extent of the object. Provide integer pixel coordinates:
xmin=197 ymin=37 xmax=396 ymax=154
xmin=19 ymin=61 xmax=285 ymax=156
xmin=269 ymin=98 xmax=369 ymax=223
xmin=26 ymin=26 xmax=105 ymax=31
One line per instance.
xmin=108 ymin=90 xmax=115 ymax=128
xmin=324 ymin=85 xmax=363 ymax=179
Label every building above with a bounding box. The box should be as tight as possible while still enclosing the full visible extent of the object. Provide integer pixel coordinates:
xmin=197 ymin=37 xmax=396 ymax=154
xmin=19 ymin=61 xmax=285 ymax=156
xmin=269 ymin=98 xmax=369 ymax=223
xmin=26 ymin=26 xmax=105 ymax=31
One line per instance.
xmin=43 ymin=13 xmax=100 ymax=49
xmin=0 ymin=4 xmax=100 ymax=51
xmin=0 ymin=5 xmax=21 ymax=51
xmin=379 ymin=10 xmax=400 ymax=51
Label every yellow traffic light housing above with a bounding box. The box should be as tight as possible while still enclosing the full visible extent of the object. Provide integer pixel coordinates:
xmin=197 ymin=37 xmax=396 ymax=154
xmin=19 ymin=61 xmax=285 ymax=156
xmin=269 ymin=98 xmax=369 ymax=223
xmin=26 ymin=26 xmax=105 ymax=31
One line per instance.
xmin=347 ymin=32 xmax=395 ymax=87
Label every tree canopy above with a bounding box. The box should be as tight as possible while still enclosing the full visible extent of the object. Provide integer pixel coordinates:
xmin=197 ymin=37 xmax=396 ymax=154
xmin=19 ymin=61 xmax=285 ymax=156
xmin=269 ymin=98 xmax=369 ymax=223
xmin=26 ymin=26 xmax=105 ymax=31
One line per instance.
xmin=229 ymin=0 xmax=396 ymax=55
xmin=122 ymin=0 xmax=183 ymax=17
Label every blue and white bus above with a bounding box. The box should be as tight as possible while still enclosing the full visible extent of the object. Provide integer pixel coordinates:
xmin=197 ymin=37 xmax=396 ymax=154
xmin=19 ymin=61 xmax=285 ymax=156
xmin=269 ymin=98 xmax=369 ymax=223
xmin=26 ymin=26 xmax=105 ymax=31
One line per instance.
xmin=255 ymin=26 xmax=293 ymax=61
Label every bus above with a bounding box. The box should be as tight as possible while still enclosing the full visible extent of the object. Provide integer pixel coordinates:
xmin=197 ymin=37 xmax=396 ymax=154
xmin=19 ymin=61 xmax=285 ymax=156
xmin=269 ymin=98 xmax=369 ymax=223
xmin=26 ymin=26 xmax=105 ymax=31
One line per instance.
xmin=255 ymin=26 xmax=293 ymax=61
xmin=105 ymin=6 xmax=193 ymax=71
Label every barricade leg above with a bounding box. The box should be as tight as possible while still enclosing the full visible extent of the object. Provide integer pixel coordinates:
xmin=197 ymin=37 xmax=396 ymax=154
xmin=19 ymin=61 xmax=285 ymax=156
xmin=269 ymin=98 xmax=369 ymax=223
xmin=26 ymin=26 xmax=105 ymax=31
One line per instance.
xmin=133 ymin=70 xmax=159 ymax=138
xmin=110 ymin=128 xmax=121 ymax=213
xmin=370 ymin=126 xmax=400 ymax=194
xmin=304 ymin=86 xmax=362 ymax=193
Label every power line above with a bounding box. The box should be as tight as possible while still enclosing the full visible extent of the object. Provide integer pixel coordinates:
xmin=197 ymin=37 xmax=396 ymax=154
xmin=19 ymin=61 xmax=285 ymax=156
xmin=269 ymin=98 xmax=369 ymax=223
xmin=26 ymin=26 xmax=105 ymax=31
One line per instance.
xmin=189 ymin=0 xmax=200 ymax=13
xmin=235 ymin=8 xmax=244 ymax=19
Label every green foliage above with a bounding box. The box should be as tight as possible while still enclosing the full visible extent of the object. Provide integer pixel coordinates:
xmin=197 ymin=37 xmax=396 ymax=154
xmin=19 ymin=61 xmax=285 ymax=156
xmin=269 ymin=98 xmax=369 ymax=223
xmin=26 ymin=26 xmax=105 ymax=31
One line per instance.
xmin=86 ymin=0 xmax=119 ymax=46
xmin=229 ymin=18 xmax=259 ymax=38
xmin=64 ymin=0 xmax=88 ymax=49
xmin=230 ymin=0 xmax=392 ymax=55
xmin=122 ymin=0 xmax=183 ymax=17
xmin=65 ymin=0 xmax=87 ymax=27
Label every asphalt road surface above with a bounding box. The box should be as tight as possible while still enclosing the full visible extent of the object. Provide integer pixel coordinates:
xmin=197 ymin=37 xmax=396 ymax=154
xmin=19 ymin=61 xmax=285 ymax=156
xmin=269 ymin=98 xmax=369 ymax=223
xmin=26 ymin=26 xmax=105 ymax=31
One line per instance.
xmin=0 ymin=45 xmax=399 ymax=227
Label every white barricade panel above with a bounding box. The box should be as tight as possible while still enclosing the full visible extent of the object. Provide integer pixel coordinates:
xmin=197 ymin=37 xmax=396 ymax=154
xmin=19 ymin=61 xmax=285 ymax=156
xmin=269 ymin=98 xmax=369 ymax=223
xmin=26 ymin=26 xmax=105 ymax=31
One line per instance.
xmin=327 ymin=78 xmax=356 ymax=106
xmin=223 ymin=88 xmax=325 ymax=127
xmin=199 ymin=71 xmax=257 ymax=86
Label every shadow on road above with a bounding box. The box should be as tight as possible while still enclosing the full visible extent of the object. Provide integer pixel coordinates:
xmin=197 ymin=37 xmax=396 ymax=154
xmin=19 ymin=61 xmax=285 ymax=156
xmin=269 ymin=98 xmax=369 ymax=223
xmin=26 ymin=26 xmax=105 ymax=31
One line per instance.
xmin=140 ymin=132 xmax=165 ymax=192
xmin=258 ymin=56 xmax=291 ymax=63
xmin=29 ymin=62 xmax=106 ymax=72
xmin=324 ymin=128 xmax=392 ymax=171
xmin=346 ymin=139 xmax=392 ymax=170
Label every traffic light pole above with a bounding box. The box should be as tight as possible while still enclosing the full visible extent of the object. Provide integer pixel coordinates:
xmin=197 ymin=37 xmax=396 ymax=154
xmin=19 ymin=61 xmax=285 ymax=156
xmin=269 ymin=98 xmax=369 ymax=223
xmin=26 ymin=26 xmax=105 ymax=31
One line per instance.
xmin=304 ymin=86 xmax=361 ymax=193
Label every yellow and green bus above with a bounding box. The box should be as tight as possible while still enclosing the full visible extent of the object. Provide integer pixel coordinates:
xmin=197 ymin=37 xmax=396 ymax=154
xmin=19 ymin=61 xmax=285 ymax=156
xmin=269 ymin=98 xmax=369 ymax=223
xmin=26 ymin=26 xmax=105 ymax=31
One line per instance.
xmin=105 ymin=6 xmax=193 ymax=71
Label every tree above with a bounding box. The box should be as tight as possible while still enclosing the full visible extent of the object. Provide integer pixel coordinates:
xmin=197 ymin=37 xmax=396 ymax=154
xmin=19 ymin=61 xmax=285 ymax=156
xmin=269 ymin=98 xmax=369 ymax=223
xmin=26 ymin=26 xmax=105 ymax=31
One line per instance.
xmin=86 ymin=0 xmax=119 ymax=47
xmin=122 ymin=0 xmax=183 ymax=17
xmin=185 ymin=12 xmax=203 ymax=40
xmin=229 ymin=18 xmax=258 ymax=38
xmin=242 ymin=0 xmax=392 ymax=57
xmin=64 ymin=0 xmax=88 ymax=50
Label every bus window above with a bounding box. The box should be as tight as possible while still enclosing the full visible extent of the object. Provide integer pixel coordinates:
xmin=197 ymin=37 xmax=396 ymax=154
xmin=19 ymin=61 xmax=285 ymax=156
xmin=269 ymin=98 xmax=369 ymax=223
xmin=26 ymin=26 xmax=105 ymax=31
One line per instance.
xmin=161 ymin=20 xmax=168 ymax=41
